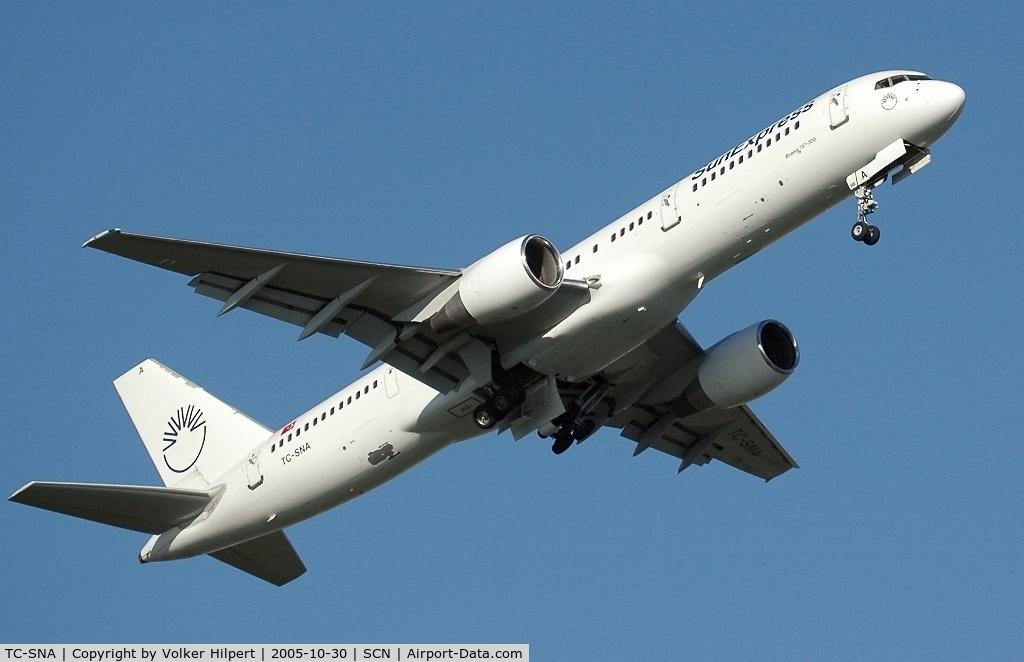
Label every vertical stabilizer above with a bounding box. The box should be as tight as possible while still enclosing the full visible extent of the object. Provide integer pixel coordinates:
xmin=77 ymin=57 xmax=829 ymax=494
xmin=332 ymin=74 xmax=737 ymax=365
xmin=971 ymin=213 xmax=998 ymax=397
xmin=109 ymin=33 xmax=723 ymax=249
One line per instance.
xmin=114 ymin=359 xmax=271 ymax=488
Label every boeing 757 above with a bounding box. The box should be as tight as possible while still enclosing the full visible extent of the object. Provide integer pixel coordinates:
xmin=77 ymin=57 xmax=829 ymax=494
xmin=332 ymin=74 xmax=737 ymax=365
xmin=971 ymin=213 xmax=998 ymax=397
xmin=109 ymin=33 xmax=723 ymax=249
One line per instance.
xmin=11 ymin=71 xmax=965 ymax=585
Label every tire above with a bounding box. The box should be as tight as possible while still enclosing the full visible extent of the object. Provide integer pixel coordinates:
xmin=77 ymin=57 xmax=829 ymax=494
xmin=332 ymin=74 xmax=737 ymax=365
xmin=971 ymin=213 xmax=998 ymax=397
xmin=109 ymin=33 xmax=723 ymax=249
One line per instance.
xmin=551 ymin=432 xmax=574 ymax=455
xmin=473 ymin=405 xmax=496 ymax=430
xmin=851 ymin=221 xmax=869 ymax=241
xmin=864 ymin=225 xmax=880 ymax=246
xmin=573 ymin=419 xmax=597 ymax=442
xmin=491 ymin=389 xmax=515 ymax=414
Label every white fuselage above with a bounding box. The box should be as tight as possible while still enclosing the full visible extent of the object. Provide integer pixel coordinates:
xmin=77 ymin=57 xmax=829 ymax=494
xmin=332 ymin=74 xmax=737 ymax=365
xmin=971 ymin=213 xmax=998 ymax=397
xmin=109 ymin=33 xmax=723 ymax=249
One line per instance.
xmin=142 ymin=71 xmax=965 ymax=563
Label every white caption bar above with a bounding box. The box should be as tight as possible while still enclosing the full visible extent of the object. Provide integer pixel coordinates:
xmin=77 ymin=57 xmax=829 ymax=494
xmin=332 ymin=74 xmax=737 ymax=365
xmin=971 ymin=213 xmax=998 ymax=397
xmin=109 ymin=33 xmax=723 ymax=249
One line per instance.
xmin=0 ymin=647 xmax=528 ymax=662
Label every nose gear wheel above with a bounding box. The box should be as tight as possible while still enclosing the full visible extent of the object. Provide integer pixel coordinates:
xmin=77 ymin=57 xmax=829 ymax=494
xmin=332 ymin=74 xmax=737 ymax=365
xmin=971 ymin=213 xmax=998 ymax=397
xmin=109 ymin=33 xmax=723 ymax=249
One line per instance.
xmin=852 ymin=185 xmax=882 ymax=245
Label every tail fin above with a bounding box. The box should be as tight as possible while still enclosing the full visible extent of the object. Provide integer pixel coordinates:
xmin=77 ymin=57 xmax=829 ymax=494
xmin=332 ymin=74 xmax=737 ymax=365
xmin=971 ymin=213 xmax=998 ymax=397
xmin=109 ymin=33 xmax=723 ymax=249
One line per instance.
xmin=114 ymin=359 xmax=271 ymax=488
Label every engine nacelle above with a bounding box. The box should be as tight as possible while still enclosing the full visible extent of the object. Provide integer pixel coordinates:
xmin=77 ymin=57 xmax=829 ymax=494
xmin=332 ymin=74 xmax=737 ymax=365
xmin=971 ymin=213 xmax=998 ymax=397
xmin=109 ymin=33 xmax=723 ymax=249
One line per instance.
xmin=430 ymin=235 xmax=564 ymax=334
xmin=672 ymin=320 xmax=799 ymax=416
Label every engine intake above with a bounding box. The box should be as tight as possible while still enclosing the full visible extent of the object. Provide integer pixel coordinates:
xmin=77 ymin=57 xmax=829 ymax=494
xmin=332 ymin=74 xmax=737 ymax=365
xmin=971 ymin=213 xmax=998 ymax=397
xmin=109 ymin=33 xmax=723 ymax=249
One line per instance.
xmin=672 ymin=320 xmax=798 ymax=417
xmin=430 ymin=235 xmax=563 ymax=334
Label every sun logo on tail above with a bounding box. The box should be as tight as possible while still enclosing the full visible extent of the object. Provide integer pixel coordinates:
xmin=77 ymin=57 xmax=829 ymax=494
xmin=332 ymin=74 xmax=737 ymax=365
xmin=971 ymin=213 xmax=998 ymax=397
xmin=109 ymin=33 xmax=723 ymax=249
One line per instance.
xmin=162 ymin=405 xmax=207 ymax=473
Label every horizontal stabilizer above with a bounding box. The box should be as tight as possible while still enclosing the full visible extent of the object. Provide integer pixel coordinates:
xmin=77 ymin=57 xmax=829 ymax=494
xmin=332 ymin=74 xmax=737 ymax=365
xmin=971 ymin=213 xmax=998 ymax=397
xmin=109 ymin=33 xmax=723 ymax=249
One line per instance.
xmin=209 ymin=530 xmax=306 ymax=586
xmin=9 ymin=481 xmax=211 ymax=534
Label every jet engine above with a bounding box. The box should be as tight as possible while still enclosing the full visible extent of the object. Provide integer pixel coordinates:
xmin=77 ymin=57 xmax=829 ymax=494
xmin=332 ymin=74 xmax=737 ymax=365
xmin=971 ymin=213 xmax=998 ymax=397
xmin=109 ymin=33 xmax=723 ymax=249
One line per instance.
xmin=672 ymin=320 xmax=798 ymax=417
xmin=430 ymin=235 xmax=564 ymax=333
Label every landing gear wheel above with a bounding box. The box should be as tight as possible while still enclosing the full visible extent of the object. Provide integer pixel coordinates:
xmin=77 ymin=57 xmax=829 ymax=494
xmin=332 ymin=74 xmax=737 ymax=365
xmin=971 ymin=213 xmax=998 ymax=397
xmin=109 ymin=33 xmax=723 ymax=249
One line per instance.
xmin=572 ymin=419 xmax=597 ymax=443
xmin=864 ymin=225 xmax=880 ymax=246
xmin=473 ymin=404 xmax=496 ymax=430
xmin=851 ymin=220 xmax=870 ymax=241
xmin=551 ymin=432 xmax=574 ymax=455
xmin=491 ymin=388 xmax=516 ymax=414
xmin=509 ymin=384 xmax=526 ymax=407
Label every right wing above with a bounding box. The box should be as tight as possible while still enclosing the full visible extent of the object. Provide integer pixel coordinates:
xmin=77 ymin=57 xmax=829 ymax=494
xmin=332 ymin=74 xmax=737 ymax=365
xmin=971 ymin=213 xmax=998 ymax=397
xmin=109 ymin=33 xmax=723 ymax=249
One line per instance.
xmin=581 ymin=322 xmax=799 ymax=481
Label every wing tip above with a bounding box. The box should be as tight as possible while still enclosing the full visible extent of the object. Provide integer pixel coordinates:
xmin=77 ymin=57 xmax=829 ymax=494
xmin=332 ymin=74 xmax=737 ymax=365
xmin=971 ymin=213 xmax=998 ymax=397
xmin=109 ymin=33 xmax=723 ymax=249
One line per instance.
xmin=83 ymin=228 xmax=122 ymax=249
xmin=8 ymin=481 xmax=37 ymax=502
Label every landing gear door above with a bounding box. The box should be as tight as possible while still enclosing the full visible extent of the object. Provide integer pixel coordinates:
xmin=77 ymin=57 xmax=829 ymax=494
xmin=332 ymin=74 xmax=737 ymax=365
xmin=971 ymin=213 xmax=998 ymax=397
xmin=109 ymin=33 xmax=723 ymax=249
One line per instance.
xmin=829 ymin=86 xmax=849 ymax=129
xmin=660 ymin=184 xmax=681 ymax=230
xmin=246 ymin=447 xmax=264 ymax=490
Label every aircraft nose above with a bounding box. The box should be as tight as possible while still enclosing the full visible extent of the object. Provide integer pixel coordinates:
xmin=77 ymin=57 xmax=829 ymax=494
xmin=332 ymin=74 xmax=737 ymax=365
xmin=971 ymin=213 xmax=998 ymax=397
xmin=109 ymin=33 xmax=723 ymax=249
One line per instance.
xmin=927 ymin=81 xmax=966 ymax=125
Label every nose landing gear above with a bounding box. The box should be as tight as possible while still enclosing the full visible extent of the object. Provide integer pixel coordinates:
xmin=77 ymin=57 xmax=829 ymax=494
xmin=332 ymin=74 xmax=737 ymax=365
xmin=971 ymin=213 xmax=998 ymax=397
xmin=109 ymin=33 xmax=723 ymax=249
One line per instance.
xmin=852 ymin=186 xmax=881 ymax=246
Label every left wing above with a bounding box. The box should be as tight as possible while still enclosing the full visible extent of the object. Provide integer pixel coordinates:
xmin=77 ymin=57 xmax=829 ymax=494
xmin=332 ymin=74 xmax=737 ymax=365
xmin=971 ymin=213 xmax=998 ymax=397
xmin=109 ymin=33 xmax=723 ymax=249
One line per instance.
xmin=86 ymin=229 xmax=467 ymax=391
xmin=588 ymin=322 xmax=799 ymax=481
xmin=86 ymin=229 xmax=589 ymax=394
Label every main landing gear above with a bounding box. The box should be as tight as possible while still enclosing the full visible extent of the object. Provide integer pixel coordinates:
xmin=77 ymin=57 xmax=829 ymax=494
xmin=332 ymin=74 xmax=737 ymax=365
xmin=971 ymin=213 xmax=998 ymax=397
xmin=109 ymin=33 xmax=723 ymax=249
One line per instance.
xmin=549 ymin=418 xmax=597 ymax=455
xmin=473 ymin=385 xmax=525 ymax=430
xmin=544 ymin=380 xmax=609 ymax=455
xmin=851 ymin=186 xmax=881 ymax=246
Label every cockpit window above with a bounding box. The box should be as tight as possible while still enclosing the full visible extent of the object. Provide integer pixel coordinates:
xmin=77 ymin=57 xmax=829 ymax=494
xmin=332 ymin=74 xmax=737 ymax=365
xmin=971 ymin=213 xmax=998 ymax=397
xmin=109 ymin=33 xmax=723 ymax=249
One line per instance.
xmin=875 ymin=74 xmax=932 ymax=90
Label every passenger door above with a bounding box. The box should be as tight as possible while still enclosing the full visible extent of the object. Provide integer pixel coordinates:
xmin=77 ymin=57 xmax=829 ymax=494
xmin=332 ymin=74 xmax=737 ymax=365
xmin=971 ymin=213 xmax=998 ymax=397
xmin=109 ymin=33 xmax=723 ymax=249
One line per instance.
xmin=384 ymin=367 xmax=399 ymax=398
xmin=245 ymin=448 xmax=264 ymax=490
xmin=829 ymin=86 xmax=849 ymax=129
xmin=659 ymin=184 xmax=681 ymax=230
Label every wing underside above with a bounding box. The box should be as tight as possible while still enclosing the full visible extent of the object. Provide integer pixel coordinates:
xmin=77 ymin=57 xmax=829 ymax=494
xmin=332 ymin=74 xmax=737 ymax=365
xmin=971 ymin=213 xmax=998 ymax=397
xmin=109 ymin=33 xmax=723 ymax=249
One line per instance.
xmin=86 ymin=229 xmax=591 ymax=395
xmin=577 ymin=322 xmax=799 ymax=481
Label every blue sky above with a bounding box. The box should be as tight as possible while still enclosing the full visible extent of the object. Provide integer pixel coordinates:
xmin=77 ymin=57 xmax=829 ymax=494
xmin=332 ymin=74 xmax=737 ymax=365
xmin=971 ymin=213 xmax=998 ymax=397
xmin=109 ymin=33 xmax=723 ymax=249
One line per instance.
xmin=2 ymin=2 xmax=1021 ymax=659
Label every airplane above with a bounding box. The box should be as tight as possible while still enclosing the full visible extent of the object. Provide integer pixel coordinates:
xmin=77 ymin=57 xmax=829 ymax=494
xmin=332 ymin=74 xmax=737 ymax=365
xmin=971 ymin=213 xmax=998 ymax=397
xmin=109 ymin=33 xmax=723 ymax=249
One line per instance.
xmin=11 ymin=71 xmax=965 ymax=586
